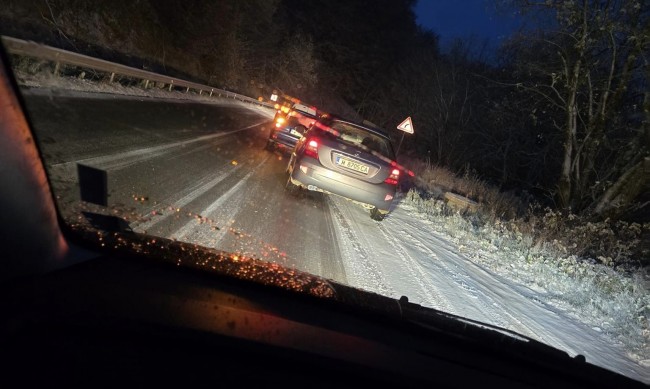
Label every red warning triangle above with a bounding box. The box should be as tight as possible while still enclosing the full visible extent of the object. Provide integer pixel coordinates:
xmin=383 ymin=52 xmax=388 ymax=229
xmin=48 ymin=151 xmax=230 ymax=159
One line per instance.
xmin=397 ymin=117 xmax=414 ymax=134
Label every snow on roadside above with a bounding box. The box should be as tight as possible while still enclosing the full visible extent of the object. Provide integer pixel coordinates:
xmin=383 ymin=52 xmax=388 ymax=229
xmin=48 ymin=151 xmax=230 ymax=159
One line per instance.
xmin=400 ymin=190 xmax=650 ymax=368
xmin=329 ymin=191 xmax=649 ymax=382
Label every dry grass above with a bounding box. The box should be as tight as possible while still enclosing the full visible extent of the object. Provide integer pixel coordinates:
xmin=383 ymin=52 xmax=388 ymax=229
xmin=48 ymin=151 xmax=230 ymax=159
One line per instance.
xmin=401 ymin=157 xmax=526 ymax=221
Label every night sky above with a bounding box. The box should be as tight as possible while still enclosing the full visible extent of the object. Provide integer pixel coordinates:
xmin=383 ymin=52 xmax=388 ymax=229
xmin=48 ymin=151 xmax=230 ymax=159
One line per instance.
xmin=414 ymin=0 xmax=522 ymax=51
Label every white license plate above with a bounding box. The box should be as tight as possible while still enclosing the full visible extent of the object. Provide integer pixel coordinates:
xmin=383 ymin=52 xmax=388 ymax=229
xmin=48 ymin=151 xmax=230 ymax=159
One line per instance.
xmin=290 ymin=129 xmax=303 ymax=137
xmin=336 ymin=156 xmax=369 ymax=174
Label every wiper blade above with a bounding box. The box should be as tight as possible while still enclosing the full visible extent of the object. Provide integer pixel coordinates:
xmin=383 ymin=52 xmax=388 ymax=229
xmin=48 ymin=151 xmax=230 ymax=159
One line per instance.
xmin=395 ymin=294 xmax=582 ymax=362
xmin=398 ymin=295 xmax=531 ymax=342
xmin=331 ymin=282 xmax=580 ymax=363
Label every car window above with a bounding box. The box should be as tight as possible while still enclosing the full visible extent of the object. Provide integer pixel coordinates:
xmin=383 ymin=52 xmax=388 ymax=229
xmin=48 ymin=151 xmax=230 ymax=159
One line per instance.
xmin=292 ymin=103 xmax=317 ymax=117
xmin=327 ymin=121 xmax=394 ymax=159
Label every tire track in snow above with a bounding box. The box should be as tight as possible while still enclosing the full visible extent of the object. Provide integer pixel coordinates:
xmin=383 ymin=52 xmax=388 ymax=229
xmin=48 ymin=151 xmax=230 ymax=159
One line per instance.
xmin=173 ymin=170 xmax=253 ymax=243
xmin=374 ymin=223 xmax=455 ymax=314
xmin=49 ymin=121 xmax=265 ymax=179
xmin=395 ymin=213 xmax=580 ymax=354
xmin=396 ymin=228 xmax=513 ymax=330
xmin=170 ymin=155 xmax=271 ymax=247
xmin=132 ymin=164 xmax=242 ymax=233
xmin=327 ymin=197 xmax=394 ymax=297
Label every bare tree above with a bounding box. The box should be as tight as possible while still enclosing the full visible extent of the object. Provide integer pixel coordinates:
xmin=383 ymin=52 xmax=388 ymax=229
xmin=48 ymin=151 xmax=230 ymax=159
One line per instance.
xmin=510 ymin=0 xmax=649 ymax=217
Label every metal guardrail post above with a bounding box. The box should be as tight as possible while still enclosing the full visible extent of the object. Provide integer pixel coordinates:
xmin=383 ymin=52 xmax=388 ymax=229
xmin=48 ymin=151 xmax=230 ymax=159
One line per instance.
xmin=1 ymin=35 xmax=274 ymax=108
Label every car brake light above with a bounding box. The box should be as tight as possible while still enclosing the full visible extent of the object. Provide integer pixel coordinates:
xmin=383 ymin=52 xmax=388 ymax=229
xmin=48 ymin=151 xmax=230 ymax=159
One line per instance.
xmin=384 ymin=168 xmax=399 ymax=185
xmin=304 ymin=139 xmax=319 ymax=158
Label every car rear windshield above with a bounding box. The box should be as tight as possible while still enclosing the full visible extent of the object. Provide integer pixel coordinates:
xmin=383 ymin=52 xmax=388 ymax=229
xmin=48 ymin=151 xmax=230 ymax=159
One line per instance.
xmin=292 ymin=104 xmax=317 ymax=117
xmin=324 ymin=121 xmax=395 ymax=160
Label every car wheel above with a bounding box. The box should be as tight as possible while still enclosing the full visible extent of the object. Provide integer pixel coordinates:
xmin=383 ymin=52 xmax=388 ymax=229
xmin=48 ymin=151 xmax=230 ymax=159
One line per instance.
xmin=286 ymin=154 xmax=295 ymax=173
xmin=370 ymin=207 xmax=386 ymax=221
xmin=285 ymin=175 xmax=300 ymax=195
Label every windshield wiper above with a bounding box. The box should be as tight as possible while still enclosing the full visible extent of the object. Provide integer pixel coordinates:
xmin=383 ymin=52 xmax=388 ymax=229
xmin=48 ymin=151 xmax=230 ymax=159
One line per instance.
xmin=330 ymin=283 xmax=584 ymax=366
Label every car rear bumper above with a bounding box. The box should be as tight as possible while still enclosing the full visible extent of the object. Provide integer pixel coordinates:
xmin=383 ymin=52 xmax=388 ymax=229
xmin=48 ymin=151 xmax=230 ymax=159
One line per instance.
xmin=290 ymin=157 xmax=395 ymax=211
xmin=269 ymin=130 xmax=301 ymax=150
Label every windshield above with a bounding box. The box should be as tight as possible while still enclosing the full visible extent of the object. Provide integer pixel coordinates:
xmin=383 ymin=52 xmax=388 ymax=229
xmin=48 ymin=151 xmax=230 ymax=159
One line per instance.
xmin=1 ymin=0 xmax=648 ymax=384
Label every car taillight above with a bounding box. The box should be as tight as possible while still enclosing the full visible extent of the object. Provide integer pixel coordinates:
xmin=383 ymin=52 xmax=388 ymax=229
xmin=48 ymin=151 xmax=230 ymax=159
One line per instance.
xmin=304 ymin=139 xmax=319 ymax=158
xmin=384 ymin=168 xmax=399 ymax=185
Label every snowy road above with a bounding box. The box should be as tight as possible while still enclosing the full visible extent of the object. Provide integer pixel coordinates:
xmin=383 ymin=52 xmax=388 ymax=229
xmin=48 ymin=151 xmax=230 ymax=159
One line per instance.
xmin=22 ymin=89 xmax=648 ymax=384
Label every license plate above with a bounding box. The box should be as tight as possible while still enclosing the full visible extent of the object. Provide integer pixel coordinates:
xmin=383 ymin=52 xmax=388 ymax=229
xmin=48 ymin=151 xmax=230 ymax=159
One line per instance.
xmin=290 ymin=129 xmax=303 ymax=137
xmin=336 ymin=156 xmax=369 ymax=174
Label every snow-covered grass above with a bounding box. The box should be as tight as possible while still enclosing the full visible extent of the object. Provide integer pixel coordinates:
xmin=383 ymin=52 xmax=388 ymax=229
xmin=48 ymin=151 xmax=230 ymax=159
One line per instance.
xmin=402 ymin=189 xmax=650 ymax=363
xmin=403 ymin=159 xmax=649 ymax=269
xmin=402 ymin=157 xmax=527 ymax=220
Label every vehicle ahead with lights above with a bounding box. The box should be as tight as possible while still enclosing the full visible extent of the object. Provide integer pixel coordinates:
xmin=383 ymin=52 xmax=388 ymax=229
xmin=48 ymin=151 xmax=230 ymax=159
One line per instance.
xmin=267 ymin=103 xmax=320 ymax=152
xmin=286 ymin=119 xmax=399 ymax=221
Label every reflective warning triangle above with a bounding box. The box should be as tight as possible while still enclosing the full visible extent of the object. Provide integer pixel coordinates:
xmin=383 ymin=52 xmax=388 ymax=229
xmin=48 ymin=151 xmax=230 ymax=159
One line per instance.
xmin=397 ymin=117 xmax=414 ymax=134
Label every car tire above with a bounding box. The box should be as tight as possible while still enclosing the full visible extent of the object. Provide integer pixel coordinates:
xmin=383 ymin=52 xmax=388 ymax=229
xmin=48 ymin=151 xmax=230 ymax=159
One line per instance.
xmin=285 ymin=175 xmax=300 ymax=195
xmin=265 ymin=139 xmax=275 ymax=151
xmin=286 ymin=155 xmax=295 ymax=173
xmin=370 ymin=207 xmax=386 ymax=221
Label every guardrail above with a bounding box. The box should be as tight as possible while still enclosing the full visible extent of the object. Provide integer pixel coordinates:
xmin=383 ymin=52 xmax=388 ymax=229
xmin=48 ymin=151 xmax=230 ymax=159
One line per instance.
xmin=1 ymin=35 xmax=273 ymax=108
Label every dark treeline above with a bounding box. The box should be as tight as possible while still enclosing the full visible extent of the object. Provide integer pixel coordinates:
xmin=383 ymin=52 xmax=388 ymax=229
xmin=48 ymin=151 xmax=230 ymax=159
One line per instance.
xmin=1 ymin=0 xmax=647 ymax=221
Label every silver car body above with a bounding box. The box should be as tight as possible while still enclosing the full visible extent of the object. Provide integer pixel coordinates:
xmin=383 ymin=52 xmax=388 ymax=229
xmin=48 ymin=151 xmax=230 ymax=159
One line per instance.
xmin=288 ymin=120 xmax=398 ymax=214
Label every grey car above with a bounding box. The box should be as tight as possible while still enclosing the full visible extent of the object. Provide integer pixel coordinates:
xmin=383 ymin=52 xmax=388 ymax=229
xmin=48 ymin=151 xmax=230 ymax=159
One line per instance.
xmin=286 ymin=119 xmax=400 ymax=221
xmin=266 ymin=103 xmax=320 ymax=153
